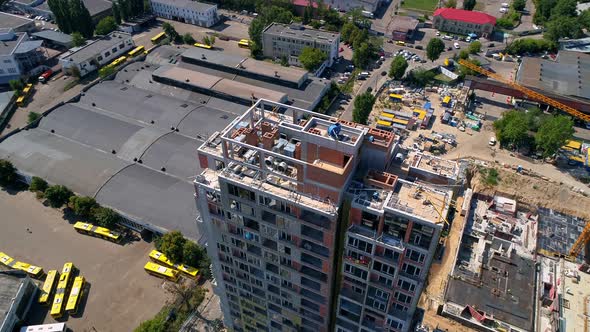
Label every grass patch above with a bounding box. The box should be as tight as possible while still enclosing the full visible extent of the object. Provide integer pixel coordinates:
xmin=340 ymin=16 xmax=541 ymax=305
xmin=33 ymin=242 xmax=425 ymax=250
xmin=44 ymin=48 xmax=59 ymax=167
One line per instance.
xmin=434 ymin=73 xmax=455 ymax=83
xmin=63 ymin=79 xmax=79 ymax=92
xmin=480 ymin=167 xmax=500 ymax=186
xmin=401 ymin=0 xmax=438 ymax=12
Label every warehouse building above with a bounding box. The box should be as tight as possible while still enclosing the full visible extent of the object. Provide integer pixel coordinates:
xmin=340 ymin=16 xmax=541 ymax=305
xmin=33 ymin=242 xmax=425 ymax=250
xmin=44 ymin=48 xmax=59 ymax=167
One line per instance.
xmin=149 ymin=0 xmax=218 ymax=27
xmin=11 ymin=0 xmax=112 ymax=23
xmin=0 ymin=30 xmax=45 ymax=85
xmin=0 ymin=272 xmax=36 ymax=332
xmin=60 ymin=32 xmax=134 ymax=77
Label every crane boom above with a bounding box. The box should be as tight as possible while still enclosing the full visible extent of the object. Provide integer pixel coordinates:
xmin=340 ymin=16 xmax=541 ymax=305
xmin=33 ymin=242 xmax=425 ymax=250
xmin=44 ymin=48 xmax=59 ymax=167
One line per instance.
xmin=458 ymin=59 xmax=590 ymax=122
xmin=570 ymin=221 xmax=590 ymax=258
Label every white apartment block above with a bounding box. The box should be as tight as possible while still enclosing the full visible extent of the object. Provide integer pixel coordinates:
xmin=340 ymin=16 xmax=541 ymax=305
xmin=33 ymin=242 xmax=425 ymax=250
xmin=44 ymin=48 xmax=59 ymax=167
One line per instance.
xmin=60 ymin=32 xmax=134 ymax=77
xmin=262 ymin=23 xmax=340 ymax=70
xmin=149 ymin=0 xmax=218 ymax=27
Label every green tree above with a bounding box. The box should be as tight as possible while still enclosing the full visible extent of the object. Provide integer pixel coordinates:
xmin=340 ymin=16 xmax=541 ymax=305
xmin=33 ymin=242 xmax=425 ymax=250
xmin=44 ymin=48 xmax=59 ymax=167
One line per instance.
xmin=69 ymin=0 xmax=94 ymax=38
xmin=445 ymin=0 xmax=457 ymax=8
xmin=72 ymin=32 xmax=85 ymax=47
xmin=303 ymin=4 xmax=312 ymax=24
xmin=29 ymin=176 xmax=48 ymax=193
xmin=534 ymin=0 xmax=557 ymax=24
xmin=93 ymin=206 xmax=120 ymax=228
xmin=505 ymin=38 xmax=555 ymax=54
xmin=545 ymin=16 xmax=583 ymax=41
xmin=458 ymin=58 xmax=481 ymax=77
xmin=512 ymin=0 xmax=526 ymax=11
xmin=182 ymin=33 xmax=195 ymax=44
xmin=182 ymin=240 xmax=204 ymax=267
xmin=535 ymin=115 xmax=574 ymax=156
xmin=27 ymin=112 xmax=41 ymax=124
xmin=493 ymin=110 xmax=529 ymax=147
xmin=162 ymin=22 xmax=179 ymax=42
xmin=209 ymin=35 xmax=215 ymax=46
xmin=340 ymin=22 xmax=356 ymax=43
xmin=352 ymin=42 xmax=371 ymax=68
xmin=95 ymin=16 xmax=117 ymax=35
xmin=112 ymin=1 xmax=122 ymax=24
xmin=9 ymin=79 xmax=23 ymax=92
xmin=48 ymin=0 xmax=72 ymax=33
xmin=0 ymin=160 xmax=17 ymax=187
xmin=44 ymin=185 xmax=73 ymax=208
xmin=580 ymin=10 xmax=590 ymax=29
xmin=134 ymin=315 xmax=166 ymax=332
xmin=299 ymin=47 xmax=327 ymax=71
xmin=248 ymin=5 xmax=293 ymax=57
xmin=389 ymin=55 xmax=408 ymax=79
xmin=352 ymin=92 xmax=376 ymax=124
xmin=551 ymin=0 xmax=577 ymax=18
xmin=408 ymin=68 xmax=436 ymax=87
xmin=156 ymin=231 xmax=186 ymax=263
xmin=468 ymin=40 xmax=482 ymax=54
xmin=426 ymin=38 xmax=445 ymax=62
xmin=98 ymin=65 xmax=116 ymax=78
xmin=463 ymin=0 xmax=476 ymax=10
xmin=69 ymin=196 xmax=98 ymax=218
xmin=458 ymin=49 xmax=470 ymax=59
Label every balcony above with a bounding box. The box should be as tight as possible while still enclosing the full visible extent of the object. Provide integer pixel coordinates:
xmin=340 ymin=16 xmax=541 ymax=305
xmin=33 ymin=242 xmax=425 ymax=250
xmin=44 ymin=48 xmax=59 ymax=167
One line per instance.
xmin=361 ymin=319 xmax=384 ymax=332
xmin=344 ymin=255 xmax=371 ymax=267
xmin=300 ymin=265 xmax=327 ymax=282
xmin=300 ymin=240 xmax=329 ymax=257
xmin=300 ymin=287 xmax=326 ymax=304
xmin=340 ymin=286 xmax=365 ymax=304
xmin=301 ymin=252 xmax=323 ymax=268
xmin=348 ymin=224 xmax=376 ymax=240
xmin=377 ymin=233 xmax=405 ymax=252
xmin=388 ymin=307 xmax=409 ymax=321
xmin=301 ymin=224 xmax=324 ymax=242
xmin=300 ymin=210 xmax=331 ymax=229
xmin=261 ymin=210 xmax=276 ymax=225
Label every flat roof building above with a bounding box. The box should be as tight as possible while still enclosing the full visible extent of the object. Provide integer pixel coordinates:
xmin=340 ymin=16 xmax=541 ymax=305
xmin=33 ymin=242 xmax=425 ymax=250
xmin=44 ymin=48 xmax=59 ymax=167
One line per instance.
xmin=181 ymin=47 xmax=309 ymax=89
xmin=0 ymin=30 xmax=45 ymax=85
xmin=31 ymin=30 xmax=73 ymax=48
xmin=388 ymin=16 xmax=419 ymax=41
xmin=262 ymin=23 xmax=340 ymax=69
xmin=60 ymin=32 xmax=134 ymax=77
xmin=11 ymin=0 xmax=112 ymax=22
xmin=559 ymin=37 xmax=590 ymax=54
xmin=149 ymin=0 xmax=218 ymax=27
xmin=0 ymin=12 xmax=35 ymax=33
xmin=0 ymin=272 xmax=36 ymax=332
xmin=324 ymin=0 xmax=382 ymax=13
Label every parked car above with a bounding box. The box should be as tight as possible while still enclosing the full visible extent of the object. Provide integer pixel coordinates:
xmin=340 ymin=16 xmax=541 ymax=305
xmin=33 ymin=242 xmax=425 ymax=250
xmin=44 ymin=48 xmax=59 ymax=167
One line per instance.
xmin=415 ymin=45 xmax=423 ymax=50
xmin=454 ymin=43 xmax=460 ymax=49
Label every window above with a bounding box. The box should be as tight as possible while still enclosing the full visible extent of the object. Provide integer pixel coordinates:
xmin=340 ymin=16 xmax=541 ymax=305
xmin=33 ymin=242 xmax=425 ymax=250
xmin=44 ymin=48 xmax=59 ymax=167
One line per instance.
xmin=3 ymin=59 xmax=11 ymax=63
xmin=374 ymin=288 xmax=389 ymax=301
xmin=7 ymin=68 xmax=16 ymax=74
xmin=395 ymin=291 xmax=412 ymax=304
xmin=397 ymin=279 xmax=416 ymax=292
xmin=405 ymin=249 xmax=425 ymax=264
xmin=119 ymin=43 xmax=124 ymax=49
xmin=112 ymin=47 xmax=117 ymax=53
xmin=105 ymin=51 xmax=110 ymax=57
xmin=347 ymin=236 xmax=373 ymax=254
xmin=373 ymin=261 xmax=395 ymax=276
xmin=97 ymin=55 xmax=103 ymax=61
xmin=402 ymin=263 xmax=421 ymax=277
xmin=344 ymin=263 xmax=368 ymax=279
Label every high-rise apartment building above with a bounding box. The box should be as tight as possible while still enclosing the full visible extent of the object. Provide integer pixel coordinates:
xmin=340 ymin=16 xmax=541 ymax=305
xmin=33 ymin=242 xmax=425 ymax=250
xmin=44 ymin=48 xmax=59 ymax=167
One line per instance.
xmin=194 ymin=99 xmax=453 ymax=332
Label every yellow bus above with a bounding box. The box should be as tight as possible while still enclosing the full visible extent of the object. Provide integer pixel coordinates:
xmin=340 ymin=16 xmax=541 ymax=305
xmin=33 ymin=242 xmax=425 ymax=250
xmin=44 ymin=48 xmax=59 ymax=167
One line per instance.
xmin=73 ymin=221 xmax=121 ymax=243
xmin=65 ymin=276 xmax=85 ymax=314
xmin=149 ymin=250 xmax=199 ymax=280
xmin=238 ymin=39 xmax=250 ymax=48
xmin=0 ymin=252 xmax=16 ymax=269
xmin=51 ymin=262 xmax=76 ymax=318
xmin=109 ymin=56 xmax=127 ymax=68
xmin=144 ymin=261 xmax=179 ymax=282
xmin=13 ymin=261 xmax=44 ymax=278
xmin=194 ymin=42 xmax=212 ymax=49
xmin=151 ymin=32 xmax=166 ymax=44
xmin=16 ymin=83 xmax=34 ymax=107
xmin=39 ymin=270 xmax=59 ymax=305
xmin=128 ymin=45 xmax=145 ymax=57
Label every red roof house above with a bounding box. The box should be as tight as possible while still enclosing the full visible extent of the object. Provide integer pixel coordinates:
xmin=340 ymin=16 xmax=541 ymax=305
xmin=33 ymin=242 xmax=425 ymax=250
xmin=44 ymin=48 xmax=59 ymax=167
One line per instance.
xmin=433 ymin=8 xmax=496 ymax=25
xmin=432 ymin=8 xmax=496 ymax=37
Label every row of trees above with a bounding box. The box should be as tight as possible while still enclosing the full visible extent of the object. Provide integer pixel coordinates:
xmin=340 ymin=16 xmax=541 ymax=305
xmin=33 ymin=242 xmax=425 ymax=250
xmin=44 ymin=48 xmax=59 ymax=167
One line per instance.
xmin=534 ymin=0 xmax=590 ymax=41
xmin=112 ymin=0 xmax=147 ymax=24
xmin=493 ymin=109 xmax=575 ymax=157
xmin=155 ymin=231 xmax=211 ymax=279
xmin=340 ymin=22 xmax=383 ymax=69
xmin=505 ymin=38 xmax=556 ymax=55
xmin=352 ymin=92 xmax=376 ymax=124
xmin=48 ymin=0 xmax=93 ymax=37
xmin=444 ymin=0 xmax=476 ymax=10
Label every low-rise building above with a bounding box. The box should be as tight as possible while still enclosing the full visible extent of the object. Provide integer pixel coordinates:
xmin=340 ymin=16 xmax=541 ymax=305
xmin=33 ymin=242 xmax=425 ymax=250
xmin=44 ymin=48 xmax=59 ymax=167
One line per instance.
xmin=432 ymin=8 xmax=496 ymax=38
xmin=60 ymin=32 xmax=134 ymax=77
xmin=0 ymin=12 xmax=36 ymax=33
xmin=388 ymin=16 xmax=419 ymax=41
xmin=325 ymin=0 xmax=382 ymax=13
xmin=32 ymin=30 xmax=73 ymax=49
xmin=262 ymin=23 xmax=340 ymax=70
xmin=559 ymin=37 xmax=590 ymax=54
xmin=0 ymin=30 xmax=45 ymax=85
xmin=149 ymin=0 xmax=218 ymax=27
xmin=11 ymin=0 xmax=112 ymax=23
xmin=0 ymin=272 xmax=37 ymax=332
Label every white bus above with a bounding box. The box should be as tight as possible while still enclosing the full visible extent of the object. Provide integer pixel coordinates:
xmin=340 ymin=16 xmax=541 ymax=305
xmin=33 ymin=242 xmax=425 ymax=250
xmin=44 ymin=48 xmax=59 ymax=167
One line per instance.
xmin=20 ymin=323 xmax=66 ymax=332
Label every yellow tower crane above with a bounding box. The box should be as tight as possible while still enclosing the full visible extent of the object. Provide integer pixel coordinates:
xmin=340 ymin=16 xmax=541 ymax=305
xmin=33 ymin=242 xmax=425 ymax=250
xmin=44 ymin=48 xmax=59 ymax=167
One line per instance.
xmin=457 ymin=59 xmax=590 ymax=122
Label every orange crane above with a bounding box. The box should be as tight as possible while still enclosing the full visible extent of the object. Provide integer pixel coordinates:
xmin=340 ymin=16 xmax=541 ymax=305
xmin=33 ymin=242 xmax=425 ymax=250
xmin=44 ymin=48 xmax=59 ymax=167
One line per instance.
xmin=570 ymin=223 xmax=590 ymax=259
xmin=458 ymin=59 xmax=590 ymax=123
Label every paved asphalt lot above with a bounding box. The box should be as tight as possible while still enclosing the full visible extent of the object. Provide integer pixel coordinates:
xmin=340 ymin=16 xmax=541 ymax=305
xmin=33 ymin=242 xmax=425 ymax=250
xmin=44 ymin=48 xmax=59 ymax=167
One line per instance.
xmin=0 ymin=190 xmax=172 ymax=332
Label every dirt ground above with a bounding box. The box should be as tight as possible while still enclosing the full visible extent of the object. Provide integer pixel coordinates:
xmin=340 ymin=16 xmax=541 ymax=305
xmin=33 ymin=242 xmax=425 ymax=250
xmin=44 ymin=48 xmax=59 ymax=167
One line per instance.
xmin=0 ymin=190 xmax=172 ymax=332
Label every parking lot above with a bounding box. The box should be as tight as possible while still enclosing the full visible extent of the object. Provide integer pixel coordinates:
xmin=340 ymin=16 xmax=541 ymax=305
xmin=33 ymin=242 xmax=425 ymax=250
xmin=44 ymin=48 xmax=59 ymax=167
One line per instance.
xmin=0 ymin=190 xmax=171 ymax=331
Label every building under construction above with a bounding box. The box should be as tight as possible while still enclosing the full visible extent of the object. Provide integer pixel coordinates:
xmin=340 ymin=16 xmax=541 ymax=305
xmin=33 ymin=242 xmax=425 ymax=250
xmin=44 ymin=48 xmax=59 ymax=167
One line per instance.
xmin=537 ymin=208 xmax=587 ymax=261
